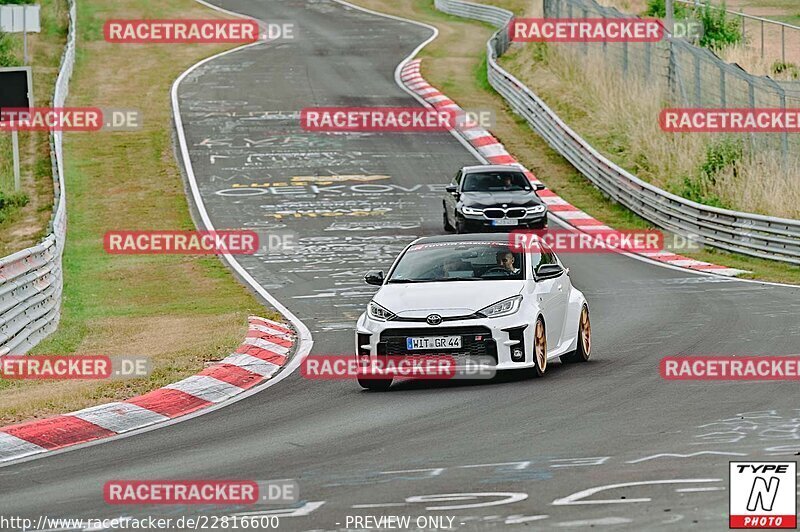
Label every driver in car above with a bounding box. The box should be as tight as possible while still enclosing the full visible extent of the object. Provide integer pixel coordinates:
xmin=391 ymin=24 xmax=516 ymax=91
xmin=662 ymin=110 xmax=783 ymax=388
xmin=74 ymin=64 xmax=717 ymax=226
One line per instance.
xmin=496 ymin=251 xmax=520 ymax=274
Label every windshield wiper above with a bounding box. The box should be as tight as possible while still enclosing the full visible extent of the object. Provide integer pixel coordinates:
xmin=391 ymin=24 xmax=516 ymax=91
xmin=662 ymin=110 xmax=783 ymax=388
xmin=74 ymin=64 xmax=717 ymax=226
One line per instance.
xmin=386 ymin=278 xmax=429 ymax=284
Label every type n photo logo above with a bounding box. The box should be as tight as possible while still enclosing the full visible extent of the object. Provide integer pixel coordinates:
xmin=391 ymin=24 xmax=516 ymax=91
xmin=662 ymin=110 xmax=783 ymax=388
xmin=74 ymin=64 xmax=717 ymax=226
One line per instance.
xmin=729 ymin=462 xmax=797 ymax=529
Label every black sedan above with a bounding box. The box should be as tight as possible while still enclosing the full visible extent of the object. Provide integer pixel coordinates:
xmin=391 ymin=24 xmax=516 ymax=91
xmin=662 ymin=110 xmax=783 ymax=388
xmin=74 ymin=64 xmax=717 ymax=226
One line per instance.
xmin=443 ymin=165 xmax=548 ymax=233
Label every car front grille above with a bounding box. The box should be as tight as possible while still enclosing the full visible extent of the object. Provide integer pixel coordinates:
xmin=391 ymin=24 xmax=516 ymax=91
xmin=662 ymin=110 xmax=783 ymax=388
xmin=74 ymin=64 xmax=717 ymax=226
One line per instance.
xmin=483 ymin=208 xmax=527 ymax=219
xmin=378 ymin=326 xmax=497 ymax=363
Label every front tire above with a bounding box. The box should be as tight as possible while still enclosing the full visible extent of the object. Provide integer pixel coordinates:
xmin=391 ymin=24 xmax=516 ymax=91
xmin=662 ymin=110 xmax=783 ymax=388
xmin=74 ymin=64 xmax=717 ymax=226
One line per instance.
xmin=455 ymin=217 xmax=468 ymax=234
xmin=561 ymin=305 xmax=591 ymax=363
xmin=358 ymin=377 xmax=392 ymax=391
xmin=443 ymin=207 xmax=454 ymax=232
xmin=531 ymin=317 xmax=547 ymax=378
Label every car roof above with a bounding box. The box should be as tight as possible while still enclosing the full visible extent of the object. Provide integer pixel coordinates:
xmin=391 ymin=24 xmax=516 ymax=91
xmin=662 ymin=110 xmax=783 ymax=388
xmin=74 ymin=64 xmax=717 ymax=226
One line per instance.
xmin=461 ymin=164 xmax=525 ymax=174
xmin=412 ymin=234 xmax=516 ymax=245
xmin=409 ymin=234 xmax=553 ymax=255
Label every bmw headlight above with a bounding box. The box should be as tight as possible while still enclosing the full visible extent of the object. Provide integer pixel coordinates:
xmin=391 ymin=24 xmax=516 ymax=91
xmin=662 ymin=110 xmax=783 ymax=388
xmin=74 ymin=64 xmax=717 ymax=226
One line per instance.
xmin=367 ymin=301 xmax=395 ymax=321
xmin=477 ymin=295 xmax=523 ymax=318
xmin=527 ymin=205 xmax=546 ymax=214
xmin=460 ymin=206 xmax=484 ymax=216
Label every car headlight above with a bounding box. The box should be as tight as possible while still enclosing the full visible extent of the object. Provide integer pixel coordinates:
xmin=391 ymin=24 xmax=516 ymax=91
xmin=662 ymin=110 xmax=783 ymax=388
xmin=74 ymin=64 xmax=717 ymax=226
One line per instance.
xmin=460 ymin=206 xmax=484 ymax=216
xmin=477 ymin=295 xmax=523 ymax=318
xmin=367 ymin=301 xmax=395 ymax=321
xmin=527 ymin=205 xmax=546 ymax=214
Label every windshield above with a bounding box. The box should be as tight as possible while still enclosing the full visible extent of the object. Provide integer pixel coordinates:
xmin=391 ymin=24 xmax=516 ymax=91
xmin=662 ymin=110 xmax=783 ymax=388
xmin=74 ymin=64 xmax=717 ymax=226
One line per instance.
xmin=387 ymin=241 xmax=533 ymax=283
xmin=462 ymin=171 xmax=531 ymax=192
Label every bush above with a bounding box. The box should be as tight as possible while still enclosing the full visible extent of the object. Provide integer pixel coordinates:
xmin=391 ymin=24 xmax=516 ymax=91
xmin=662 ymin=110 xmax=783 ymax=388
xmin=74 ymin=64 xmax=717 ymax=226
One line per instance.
xmin=646 ymin=0 xmax=742 ymax=51
xmin=0 ymin=191 xmax=29 ymax=223
xmin=675 ymin=137 xmax=742 ymax=209
xmin=0 ymin=31 xmax=19 ymax=66
xmin=645 ymin=0 xmax=689 ymax=18
xmin=772 ymin=61 xmax=800 ymax=79
xmin=701 ymin=136 xmax=743 ymax=182
xmin=697 ymin=1 xmax=742 ymax=50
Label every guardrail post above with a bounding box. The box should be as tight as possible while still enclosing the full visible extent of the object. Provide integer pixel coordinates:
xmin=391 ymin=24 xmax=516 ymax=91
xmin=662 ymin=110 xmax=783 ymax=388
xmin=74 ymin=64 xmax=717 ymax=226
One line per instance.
xmin=781 ymin=26 xmax=785 ymax=63
xmin=693 ymin=52 xmax=701 ymax=105
xmin=741 ymin=14 xmax=745 ymax=42
xmin=582 ymin=8 xmax=588 ymax=55
xmin=623 ymin=41 xmax=628 ymax=75
xmin=747 ymin=80 xmax=756 ymax=154
xmin=765 ymin=76 xmax=790 ymax=167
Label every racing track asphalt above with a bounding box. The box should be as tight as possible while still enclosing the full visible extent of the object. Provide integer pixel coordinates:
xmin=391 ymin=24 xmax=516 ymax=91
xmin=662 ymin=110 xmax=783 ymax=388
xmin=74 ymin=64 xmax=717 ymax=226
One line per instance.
xmin=1 ymin=0 xmax=799 ymax=530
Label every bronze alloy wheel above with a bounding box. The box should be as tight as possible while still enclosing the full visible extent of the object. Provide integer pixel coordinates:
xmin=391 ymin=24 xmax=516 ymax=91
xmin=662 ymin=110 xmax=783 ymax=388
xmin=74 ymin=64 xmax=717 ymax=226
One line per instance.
xmin=533 ymin=318 xmax=547 ymax=377
xmin=560 ymin=304 xmax=591 ymax=364
xmin=580 ymin=305 xmax=591 ymax=356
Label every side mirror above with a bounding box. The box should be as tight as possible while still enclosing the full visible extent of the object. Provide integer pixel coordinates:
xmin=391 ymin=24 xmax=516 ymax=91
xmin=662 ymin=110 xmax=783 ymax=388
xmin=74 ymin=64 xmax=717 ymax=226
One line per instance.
xmin=533 ymin=183 xmax=546 ymax=191
xmin=445 ymin=184 xmax=459 ymax=195
xmin=535 ymin=263 xmax=564 ymax=281
xmin=364 ymin=270 xmax=385 ymax=286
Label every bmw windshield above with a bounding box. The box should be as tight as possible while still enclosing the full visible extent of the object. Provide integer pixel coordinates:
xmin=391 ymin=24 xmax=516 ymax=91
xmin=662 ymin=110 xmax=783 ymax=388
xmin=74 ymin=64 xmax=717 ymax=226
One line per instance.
xmin=462 ymin=171 xmax=531 ymax=192
xmin=387 ymin=241 xmax=533 ymax=283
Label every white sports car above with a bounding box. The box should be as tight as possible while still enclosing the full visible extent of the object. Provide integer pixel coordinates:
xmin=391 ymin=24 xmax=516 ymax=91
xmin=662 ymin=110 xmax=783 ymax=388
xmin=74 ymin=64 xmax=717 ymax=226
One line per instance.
xmin=355 ymin=234 xmax=591 ymax=390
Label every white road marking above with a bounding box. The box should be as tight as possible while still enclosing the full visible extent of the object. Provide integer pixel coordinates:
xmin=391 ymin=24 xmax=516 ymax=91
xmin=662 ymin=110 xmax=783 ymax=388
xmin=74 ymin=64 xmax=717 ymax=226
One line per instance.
xmin=407 ymin=492 xmax=528 ymax=510
xmin=505 ymin=515 xmax=549 ymax=524
xmin=626 ymin=451 xmax=747 ymax=463
xmin=460 ymin=461 xmax=531 ymax=470
xmin=351 ymin=503 xmax=407 ymax=508
xmin=552 ymin=479 xmax=722 ymax=505
xmin=555 ymin=517 xmax=633 ymax=527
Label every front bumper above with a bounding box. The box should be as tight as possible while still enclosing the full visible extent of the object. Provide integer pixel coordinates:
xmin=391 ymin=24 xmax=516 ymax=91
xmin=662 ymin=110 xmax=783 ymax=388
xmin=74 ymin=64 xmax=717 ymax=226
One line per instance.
xmin=355 ymin=312 xmax=534 ymax=371
xmin=458 ymin=209 xmax=547 ymax=230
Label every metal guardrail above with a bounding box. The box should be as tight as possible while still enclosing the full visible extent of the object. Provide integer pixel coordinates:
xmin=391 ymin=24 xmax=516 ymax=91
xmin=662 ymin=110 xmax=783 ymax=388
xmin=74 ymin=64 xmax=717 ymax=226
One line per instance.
xmin=434 ymin=0 xmax=800 ymax=265
xmin=0 ymin=0 xmax=74 ymax=355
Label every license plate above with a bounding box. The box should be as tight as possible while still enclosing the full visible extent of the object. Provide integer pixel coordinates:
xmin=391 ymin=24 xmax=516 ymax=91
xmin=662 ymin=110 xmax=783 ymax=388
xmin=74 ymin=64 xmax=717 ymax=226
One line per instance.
xmin=406 ymin=336 xmax=462 ymax=350
xmin=492 ymin=218 xmax=518 ymax=226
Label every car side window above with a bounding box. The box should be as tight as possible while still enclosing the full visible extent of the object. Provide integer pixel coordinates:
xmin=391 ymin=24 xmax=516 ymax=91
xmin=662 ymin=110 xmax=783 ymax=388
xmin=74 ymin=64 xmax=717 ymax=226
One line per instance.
xmin=453 ymin=170 xmax=462 ymax=186
xmin=537 ymin=249 xmax=555 ymax=268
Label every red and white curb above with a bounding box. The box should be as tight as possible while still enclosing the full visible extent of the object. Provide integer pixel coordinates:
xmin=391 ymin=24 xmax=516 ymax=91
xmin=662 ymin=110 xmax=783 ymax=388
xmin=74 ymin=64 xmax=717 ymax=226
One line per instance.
xmin=0 ymin=316 xmax=294 ymax=463
xmin=401 ymin=59 xmax=746 ymax=277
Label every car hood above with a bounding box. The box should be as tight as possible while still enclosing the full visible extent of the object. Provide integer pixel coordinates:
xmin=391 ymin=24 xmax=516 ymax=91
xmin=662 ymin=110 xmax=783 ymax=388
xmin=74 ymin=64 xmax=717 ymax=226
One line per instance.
xmin=461 ymin=191 xmax=543 ymax=209
xmin=373 ymin=281 xmax=525 ymax=317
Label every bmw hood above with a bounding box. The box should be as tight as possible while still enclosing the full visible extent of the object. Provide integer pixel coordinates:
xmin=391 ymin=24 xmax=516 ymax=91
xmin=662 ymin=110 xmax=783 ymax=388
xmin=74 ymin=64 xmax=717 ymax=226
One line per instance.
xmin=461 ymin=191 xmax=543 ymax=209
xmin=372 ymin=281 xmax=525 ymax=318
